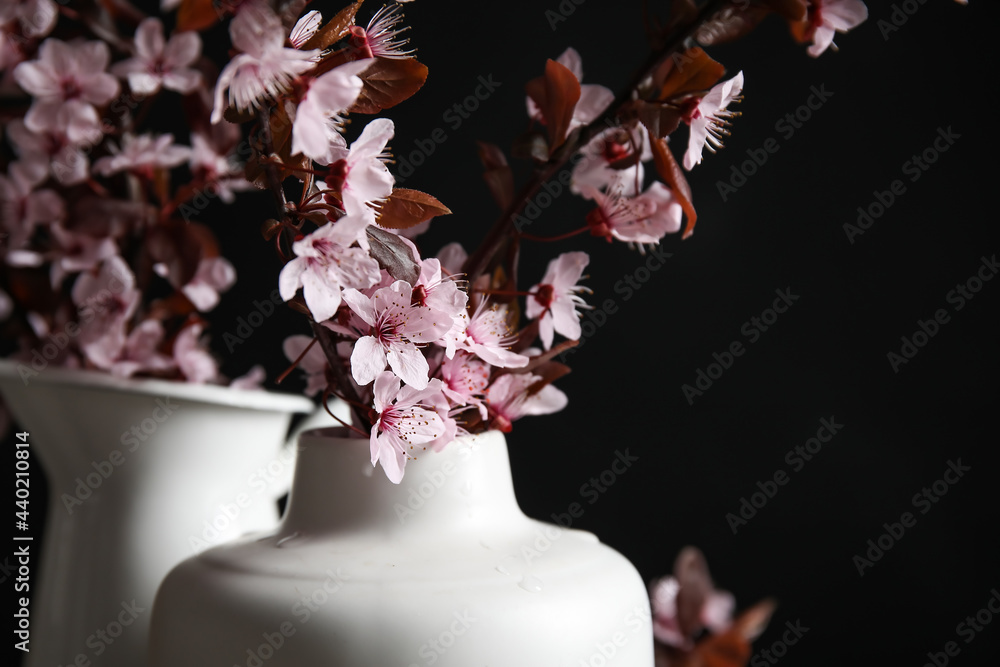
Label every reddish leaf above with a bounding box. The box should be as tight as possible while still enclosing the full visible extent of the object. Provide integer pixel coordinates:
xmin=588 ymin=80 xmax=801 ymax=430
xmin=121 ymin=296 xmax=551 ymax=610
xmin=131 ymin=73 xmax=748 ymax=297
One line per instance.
xmin=637 ymin=101 xmax=683 ymax=139
xmin=477 ymin=142 xmax=515 ymax=211
xmin=526 ymin=361 xmax=571 ymax=396
xmin=177 ymin=0 xmax=221 ymax=32
xmin=525 ymin=59 xmax=581 ymax=153
xmin=765 ymin=0 xmax=808 ymax=21
xmin=349 ymin=58 xmax=428 ymax=114
xmin=301 ymin=0 xmax=364 ymax=51
xmin=656 ymin=47 xmax=726 ymax=102
xmin=694 ymin=6 xmax=770 ymax=46
xmin=649 ymin=132 xmax=697 ymax=239
xmin=365 ymin=225 xmax=420 ymax=284
xmin=376 ymin=188 xmax=451 ymax=230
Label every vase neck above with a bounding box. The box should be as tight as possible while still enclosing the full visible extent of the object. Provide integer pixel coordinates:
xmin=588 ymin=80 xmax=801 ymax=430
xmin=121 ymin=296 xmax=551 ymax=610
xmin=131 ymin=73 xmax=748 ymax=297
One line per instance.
xmin=280 ymin=429 xmax=524 ymax=536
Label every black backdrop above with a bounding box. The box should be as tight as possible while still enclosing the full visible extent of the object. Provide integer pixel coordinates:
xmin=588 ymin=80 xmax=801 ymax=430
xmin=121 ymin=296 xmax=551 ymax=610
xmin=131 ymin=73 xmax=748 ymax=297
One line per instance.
xmin=8 ymin=0 xmax=1000 ymax=665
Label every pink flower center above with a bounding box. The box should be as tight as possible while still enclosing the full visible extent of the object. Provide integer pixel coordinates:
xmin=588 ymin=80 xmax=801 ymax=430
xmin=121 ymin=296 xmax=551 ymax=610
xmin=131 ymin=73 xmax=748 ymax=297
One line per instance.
xmin=533 ymin=284 xmax=555 ymax=309
xmin=325 ymin=159 xmax=350 ymax=193
xmin=60 ymin=77 xmax=82 ymax=100
xmin=586 ymin=207 xmax=613 ymax=242
xmin=679 ymin=97 xmax=702 ymax=125
xmin=602 ymin=140 xmax=629 ymax=163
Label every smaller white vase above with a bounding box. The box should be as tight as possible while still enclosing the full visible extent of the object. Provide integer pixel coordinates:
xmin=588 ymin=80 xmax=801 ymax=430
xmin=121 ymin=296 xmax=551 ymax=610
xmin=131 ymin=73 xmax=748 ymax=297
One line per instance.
xmin=0 ymin=360 xmax=318 ymax=667
xmin=150 ymin=429 xmax=655 ymax=666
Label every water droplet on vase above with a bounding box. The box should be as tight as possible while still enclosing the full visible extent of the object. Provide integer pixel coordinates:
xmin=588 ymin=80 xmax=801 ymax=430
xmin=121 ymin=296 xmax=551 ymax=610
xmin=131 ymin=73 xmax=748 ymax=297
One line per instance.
xmin=276 ymin=532 xmax=300 ymax=548
xmin=495 ymin=564 xmax=511 ymax=575
xmin=518 ymin=575 xmax=544 ymax=593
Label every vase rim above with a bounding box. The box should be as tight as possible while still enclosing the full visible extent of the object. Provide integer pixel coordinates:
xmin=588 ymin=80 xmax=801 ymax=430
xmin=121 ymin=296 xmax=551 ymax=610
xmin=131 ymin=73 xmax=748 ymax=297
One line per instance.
xmin=0 ymin=358 xmax=315 ymax=413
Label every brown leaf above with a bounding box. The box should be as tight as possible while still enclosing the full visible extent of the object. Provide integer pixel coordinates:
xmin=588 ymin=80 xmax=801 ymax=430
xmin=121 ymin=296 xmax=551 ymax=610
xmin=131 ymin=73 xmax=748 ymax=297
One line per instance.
xmin=649 ymin=132 xmax=697 ymax=239
xmin=349 ymin=58 xmax=428 ymax=114
xmin=177 ymin=0 xmax=221 ymax=32
xmin=301 ymin=0 xmax=364 ymax=51
xmin=656 ymin=47 xmax=726 ymax=102
xmin=365 ymin=225 xmax=420 ymax=284
xmin=477 ymin=142 xmax=515 ymax=211
xmin=526 ymin=361 xmax=571 ymax=396
xmin=694 ymin=6 xmax=770 ymax=46
xmin=525 ymin=59 xmax=581 ymax=153
xmin=638 ymin=101 xmax=683 ymax=139
xmin=376 ymin=188 xmax=451 ymax=230
xmin=764 ymin=0 xmax=808 ymax=21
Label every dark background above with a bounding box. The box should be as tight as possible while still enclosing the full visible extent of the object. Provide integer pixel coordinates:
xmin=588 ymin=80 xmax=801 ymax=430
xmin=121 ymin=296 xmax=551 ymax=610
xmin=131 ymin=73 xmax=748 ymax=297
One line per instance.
xmin=8 ymin=0 xmax=1000 ymax=665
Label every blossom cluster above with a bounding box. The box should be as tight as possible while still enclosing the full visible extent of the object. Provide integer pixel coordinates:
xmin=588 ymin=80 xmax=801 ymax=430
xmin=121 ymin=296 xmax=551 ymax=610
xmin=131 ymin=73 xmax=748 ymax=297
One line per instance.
xmin=1 ymin=6 xmax=258 ymax=386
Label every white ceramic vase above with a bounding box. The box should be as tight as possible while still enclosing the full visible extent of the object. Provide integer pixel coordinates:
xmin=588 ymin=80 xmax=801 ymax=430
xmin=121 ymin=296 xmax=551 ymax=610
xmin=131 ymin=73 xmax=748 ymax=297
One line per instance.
xmin=0 ymin=360 xmax=317 ymax=667
xmin=150 ymin=428 xmax=655 ymax=666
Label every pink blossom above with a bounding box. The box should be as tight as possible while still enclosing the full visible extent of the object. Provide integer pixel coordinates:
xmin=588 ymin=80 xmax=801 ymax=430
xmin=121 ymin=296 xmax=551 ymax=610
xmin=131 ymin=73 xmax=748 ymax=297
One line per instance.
xmin=370 ymin=371 xmax=447 ymax=483
xmin=526 ymin=252 xmax=591 ymax=350
xmin=173 ymin=322 xmax=218 ymax=384
xmin=210 ymin=3 xmax=319 ymax=123
xmin=436 ymin=242 xmax=468 ymax=276
xmin=650 ymin=548 xmax=736 ymax=649
xmin=484 ymin=372 xmax=568 ymax=433
xmin=325 ymin=117 xmax=395 ymax=214
xmin=71 ymin=256 xmax=140 ymax=370
xmin=572 ymin=126 xmax=650 ymax=196
xmin=111 ymin=18 xmax=202 ymax=96
xmin=13 ymin=39 xmax=119 ymax=135
xmin=181 ymin=257 xmax=236 ymax=311
xmin=0 ymin=0 xmax=57 ymax=40
xmin=446 ymin=300 xmax=529 ymax=368
xmin=0 ymin=161 xmax=64 ymax=250
xmin=802 ymin=0 xmax=868 ymax=57
xmin=341 ymin=280 xmax=452 ymax=389
xmin=189 ymin=133 xmax=253 ymax=204
xmin=527 ymin=48 xmax=613 ymax=132
xmin=282 ymin=335 xmax=329 ymax=397
xmin=278 ymin=218 xmax=381 ymax=322
xmin=6 ymin=112 xmax=101 ymax=185
xmin=584 ymin=181 xmax=681 ymax=247
xmin=230 ymin=365 xmax=267 ymax=390
xmin=438 ymin=351 xmax=490 ymax=420
xmin=288 ymin=10 xmax=322 ymax=49
xmin=48 ymin=224 xmax=118 ymax=287
xmin=363 ymin=4 xmax=414 ymax=59
xmin=290 ymin=59 xmax=370 ymax=164
xmin=110 ymin=319 xmax=176 ymax=378
xmin=682 ymin=71 xmax=743 ymax=171
xmin=93 ymin=133 xmax=191 ymax=177
xmin=413 ymin=257 xmax=468 ymax=321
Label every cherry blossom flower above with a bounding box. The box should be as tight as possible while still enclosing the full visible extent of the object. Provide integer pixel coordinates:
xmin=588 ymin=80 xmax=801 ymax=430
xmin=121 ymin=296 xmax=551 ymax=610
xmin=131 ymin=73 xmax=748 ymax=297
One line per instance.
xmin=682 ymin=71 xmax=744 ymax=171
xmin=188 ymin=133 xmax=253 ymax=204
xmin=436 ymin=242 xmax=468 ymax=276
xmin=572 ymin=126 xmax=650 ymax=196
xmin=369 ymin=371 xmax=447 ymax=483
xmin=111 ymin=18 xmax=202 ymax=96
xmin=583 ymin=182 xmax=682 ymax=247
xmin=290 ymin=59 xmax=370 ymax=164
xmin=651 ymin=547 xmax=736 ymax=649
xmin=362 ymin=4 xmax=414 ymax=59
xmin=527 ymin=47 xmax=613 ymax=132
xmin=278 ymin=217 xmax=381 ymax=322
xmin=210 ymin=3 xmax=319 ymax=123
xmin=0 ymin=0 xmax=57 ymax=40
xmin=230 ymin=365 xmax=267 ymax=390
xmin=282 ymin=335 xmax=329 ymax=397
xmin=484 ymin=372 xmax=568 ymax=433
xmin=526 ymin=251 xmax=592 ymax=350
xmin=48 ymin=224 xmax=118 ymax=287
xmin=446 ymin=300 xmax=529 ymax=368
xmin=173 ymin=322 xmax=218 ymax=384
xmin=181 ymin=257 xmax=237 ymax=311
xmin=93 ymin=133 xmax=191 ymax=178
xmin=341 ymin=280 xmax=452 ymax=389
xmin=438 ymin=351 xmax=490 ymax=420
xmin=288 ymin=10 xmax=322 ymax=49
xmin=0 ymin=161 xmax=64 ymax=250
xmin=412 ymin=257 xmax=468 ymax=322
xmin=798 ymin=0 xmax=869 ymax=57
xmin=13 ymin=39 xmax=119 ymax=135
xmin=6 ymin=112 xmax=101 ymax=186
xmin=71 ymin=256 xmax=140 ymax=370
xmin=324 ymin=117 xmax=396 ymax=215
xmin=110 ymin=319 xmax=176 ymax=378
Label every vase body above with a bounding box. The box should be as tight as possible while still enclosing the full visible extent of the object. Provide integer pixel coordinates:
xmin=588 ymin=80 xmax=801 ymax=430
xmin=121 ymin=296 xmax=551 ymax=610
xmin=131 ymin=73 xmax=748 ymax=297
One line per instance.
xmin=150 ymin=429 xmax=654 ymax=666
xmin=0 ymin=361 xmax=315 ymax=667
